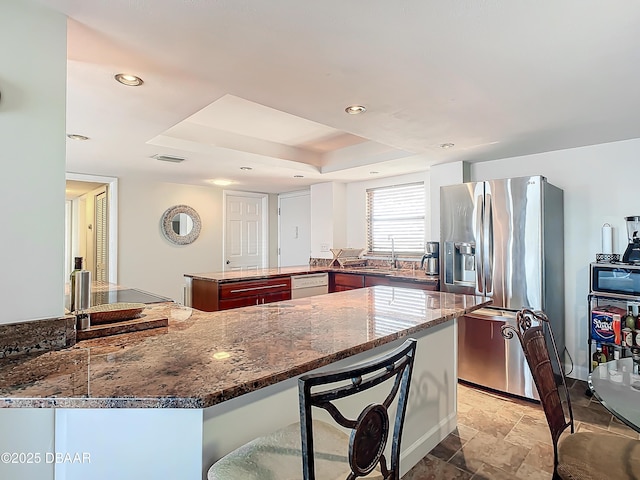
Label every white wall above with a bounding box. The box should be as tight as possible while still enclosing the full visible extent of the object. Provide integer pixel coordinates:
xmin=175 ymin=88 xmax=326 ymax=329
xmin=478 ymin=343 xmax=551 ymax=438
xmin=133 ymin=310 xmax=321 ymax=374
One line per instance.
xmin=429 ymin=161 xmax=469 ymax=240
xmin=118 ymin=177 xmax=224 ymax=303
xmin=310 ymin=182 xmax=347 ymax=258
xmin=468 ymin=138 xmax=640 ymax=380
xmin=345 ymin=172 xmax=430 ymax=251
xmin=0 ymin=1 xmax=66 ymax=324
xmin=268 ymin=193 xmax=279 ymax=267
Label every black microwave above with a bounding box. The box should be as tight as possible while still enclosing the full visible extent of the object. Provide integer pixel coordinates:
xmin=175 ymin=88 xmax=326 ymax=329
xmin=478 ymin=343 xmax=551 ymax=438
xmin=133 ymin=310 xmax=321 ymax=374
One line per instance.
xmin=590 ymin=262 xmax=640 ymax=299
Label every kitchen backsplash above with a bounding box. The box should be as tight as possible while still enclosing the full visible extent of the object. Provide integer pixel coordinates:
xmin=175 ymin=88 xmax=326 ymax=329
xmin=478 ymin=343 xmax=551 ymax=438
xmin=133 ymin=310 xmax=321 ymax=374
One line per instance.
xmin=0 ymin=315 xmax=76 ymax=359
xmin=309 ymin=257 xmax=422 ymax=270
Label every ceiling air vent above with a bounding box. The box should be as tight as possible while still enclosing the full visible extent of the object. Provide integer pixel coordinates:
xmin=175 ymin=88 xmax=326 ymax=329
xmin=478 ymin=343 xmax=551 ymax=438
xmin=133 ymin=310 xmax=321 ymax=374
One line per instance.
xmin=152 ymin=154 xmax=185 ymax=163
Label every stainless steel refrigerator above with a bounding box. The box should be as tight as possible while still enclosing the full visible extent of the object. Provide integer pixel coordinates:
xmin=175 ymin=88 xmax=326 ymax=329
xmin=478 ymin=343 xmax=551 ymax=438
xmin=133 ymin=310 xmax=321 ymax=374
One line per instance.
xmin=440 ymin=175 xmax=564 ymax=400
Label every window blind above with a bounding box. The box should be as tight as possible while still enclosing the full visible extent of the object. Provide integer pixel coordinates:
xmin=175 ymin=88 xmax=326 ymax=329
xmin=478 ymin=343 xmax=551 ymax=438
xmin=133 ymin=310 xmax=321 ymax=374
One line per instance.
xmin=366 ymin=182 xmax=425 ymax=255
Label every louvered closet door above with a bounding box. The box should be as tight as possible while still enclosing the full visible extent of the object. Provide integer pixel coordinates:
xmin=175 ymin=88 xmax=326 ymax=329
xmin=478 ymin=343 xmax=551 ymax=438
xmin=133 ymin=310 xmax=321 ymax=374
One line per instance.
xmin=95 ymin=190 xmax=108 ymax=282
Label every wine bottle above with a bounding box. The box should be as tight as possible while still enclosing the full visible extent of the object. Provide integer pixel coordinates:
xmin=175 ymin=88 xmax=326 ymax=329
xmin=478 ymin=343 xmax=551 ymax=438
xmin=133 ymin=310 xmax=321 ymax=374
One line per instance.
xmin=625 ymin=306 xmax=636 ymax=330
xmin=592 ymin=344 xmax=603 ymax=370
xmin=69 ymin=257 xmax=83 ymax=312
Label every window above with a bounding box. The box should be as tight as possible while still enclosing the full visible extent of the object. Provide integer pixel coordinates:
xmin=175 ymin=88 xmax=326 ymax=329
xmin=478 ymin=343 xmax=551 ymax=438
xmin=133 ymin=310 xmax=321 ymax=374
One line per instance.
xmin=366 ymin=182 xmax=425 ymax=255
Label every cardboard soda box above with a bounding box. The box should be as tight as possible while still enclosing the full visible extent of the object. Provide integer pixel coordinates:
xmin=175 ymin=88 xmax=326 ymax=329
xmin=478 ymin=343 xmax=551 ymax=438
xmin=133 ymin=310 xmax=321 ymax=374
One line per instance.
xmin=591 ymin=305 xmax=626 ymax=345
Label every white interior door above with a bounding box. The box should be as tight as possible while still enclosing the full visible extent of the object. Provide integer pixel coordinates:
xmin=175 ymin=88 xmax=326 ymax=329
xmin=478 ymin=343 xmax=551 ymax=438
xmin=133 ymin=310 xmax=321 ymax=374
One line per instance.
xmin=278 ymin=191 xmax=310 ymax=267
xmin=224 ymin=192 xmax=268 ymax=271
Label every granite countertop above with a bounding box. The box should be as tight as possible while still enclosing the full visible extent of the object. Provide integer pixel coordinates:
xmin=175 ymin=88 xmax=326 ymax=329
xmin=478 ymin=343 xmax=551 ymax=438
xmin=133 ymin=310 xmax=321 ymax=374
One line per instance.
xmin=185 ymin=265 xmax=440 ymax=284
xmin=0 ymin=287 xmax=488 ymax=409
xmin=66 ymin=281 xmax=173 ymax=307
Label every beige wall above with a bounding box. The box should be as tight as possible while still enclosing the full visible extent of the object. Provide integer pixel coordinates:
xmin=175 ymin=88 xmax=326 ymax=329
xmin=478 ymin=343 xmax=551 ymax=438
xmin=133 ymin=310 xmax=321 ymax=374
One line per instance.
xmin=0 ymin=1 xmax=66 ymax=324
xmin=118 ymin=177 xmax=224 ymax=303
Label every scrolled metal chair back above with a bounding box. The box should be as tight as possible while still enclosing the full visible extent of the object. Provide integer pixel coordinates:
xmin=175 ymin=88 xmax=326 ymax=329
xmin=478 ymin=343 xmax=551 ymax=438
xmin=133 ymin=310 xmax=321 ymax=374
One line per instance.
xmin=298 ymin=338 xmax=417 ymax=480
xmin=501 ymin=309 xmax=573 ymax=473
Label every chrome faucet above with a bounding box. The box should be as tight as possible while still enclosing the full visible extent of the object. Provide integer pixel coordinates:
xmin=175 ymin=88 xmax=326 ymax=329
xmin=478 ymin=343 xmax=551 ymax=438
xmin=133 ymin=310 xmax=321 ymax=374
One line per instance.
xmin=389 ymin=235 xmax=398 ymax=269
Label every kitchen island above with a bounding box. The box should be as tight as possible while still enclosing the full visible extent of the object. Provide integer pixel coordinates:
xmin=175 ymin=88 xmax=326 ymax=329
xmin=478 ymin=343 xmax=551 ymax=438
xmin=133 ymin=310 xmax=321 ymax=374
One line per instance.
xmin=0 ymin=286 xmax=489 ymax=480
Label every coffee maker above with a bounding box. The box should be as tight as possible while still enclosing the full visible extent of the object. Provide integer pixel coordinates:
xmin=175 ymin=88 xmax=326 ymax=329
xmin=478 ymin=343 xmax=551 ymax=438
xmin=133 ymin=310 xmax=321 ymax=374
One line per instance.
xmin=623 ymin=216 xmax=640 ymax=264
xmin=420 ymin=242 xmax=439 ymax=275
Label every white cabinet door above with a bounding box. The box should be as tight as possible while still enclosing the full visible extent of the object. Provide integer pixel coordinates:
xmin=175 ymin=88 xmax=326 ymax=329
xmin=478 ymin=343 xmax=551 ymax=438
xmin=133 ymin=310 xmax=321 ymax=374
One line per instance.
xmin=279 ymin=191 xmax=310 ymax=267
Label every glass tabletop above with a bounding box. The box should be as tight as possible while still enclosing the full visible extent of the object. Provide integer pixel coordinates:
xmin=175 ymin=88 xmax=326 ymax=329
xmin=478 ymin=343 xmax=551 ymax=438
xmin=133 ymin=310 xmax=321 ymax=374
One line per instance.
xmin=588 ymin=357 xmax=640 ymax=432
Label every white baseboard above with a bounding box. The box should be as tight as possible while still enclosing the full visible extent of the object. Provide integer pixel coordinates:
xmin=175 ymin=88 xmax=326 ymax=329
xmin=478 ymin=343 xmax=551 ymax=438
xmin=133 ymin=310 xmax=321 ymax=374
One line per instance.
xmin=399 ymin=411 xmax=457 ymax=477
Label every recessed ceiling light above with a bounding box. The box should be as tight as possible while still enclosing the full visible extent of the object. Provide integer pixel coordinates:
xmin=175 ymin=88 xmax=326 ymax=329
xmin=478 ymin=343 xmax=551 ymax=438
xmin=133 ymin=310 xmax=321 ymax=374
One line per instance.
xmin=293 ymin=175 xmax=304 ymax=178
xmin=210 ymin=179 xmax=233 ymax=186
xmin=345 ymin=105 xmax=367 ymax=115
xmin=240 ymin=166 xmax=253 ymax=171
xmin=67 ymin=134 xmax=89 ymax=141
xmin=440 ymin=143 xmax=455 ymax=149
xmin=114 ymin=73 xmax=144 ymax=86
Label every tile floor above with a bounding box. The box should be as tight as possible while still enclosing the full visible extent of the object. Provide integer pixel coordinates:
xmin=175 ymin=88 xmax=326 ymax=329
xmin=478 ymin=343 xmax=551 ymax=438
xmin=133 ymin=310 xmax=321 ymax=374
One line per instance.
xmin=403 ymin=379 xmax=640 ymax=479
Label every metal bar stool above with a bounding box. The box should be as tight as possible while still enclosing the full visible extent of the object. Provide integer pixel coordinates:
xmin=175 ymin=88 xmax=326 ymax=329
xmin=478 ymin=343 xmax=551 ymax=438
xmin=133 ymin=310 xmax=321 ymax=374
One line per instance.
xmin=207 ymin=338 xmax=417 ymax=480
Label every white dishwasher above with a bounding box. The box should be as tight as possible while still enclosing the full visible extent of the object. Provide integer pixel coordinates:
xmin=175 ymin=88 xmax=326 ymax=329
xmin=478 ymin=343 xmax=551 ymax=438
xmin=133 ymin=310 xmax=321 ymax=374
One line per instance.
xmin=290 ymin=273 xmax=329 ymax=299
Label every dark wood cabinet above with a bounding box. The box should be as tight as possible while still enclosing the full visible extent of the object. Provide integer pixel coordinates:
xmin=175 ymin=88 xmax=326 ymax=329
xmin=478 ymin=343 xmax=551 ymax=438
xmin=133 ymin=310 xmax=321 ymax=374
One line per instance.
xmin=192 ymin=277 xmax=291 ymax=312
xmin=364 ymin=276 xmax=394 ymax=287
xmin=191 ymin=270 xmax=438 ymax=312
xmin=364 ymin=275 xmax=438 ymax=291
xmin=331 ymin=273 xmax=365 ymax=292
xmin=330 ymin=271 xmax=438 ymax=293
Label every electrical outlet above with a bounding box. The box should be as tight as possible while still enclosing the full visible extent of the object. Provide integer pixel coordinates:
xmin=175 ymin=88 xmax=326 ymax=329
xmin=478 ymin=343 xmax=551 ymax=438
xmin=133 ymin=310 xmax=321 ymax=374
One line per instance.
xmin=320 ymin=243 xmax=329 ymax=252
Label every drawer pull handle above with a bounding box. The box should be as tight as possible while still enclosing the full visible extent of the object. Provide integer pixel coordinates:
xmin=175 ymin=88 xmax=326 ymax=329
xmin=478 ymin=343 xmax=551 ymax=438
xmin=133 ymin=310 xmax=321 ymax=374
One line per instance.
xmin=230 ymin=283 xmax=289 ymax=294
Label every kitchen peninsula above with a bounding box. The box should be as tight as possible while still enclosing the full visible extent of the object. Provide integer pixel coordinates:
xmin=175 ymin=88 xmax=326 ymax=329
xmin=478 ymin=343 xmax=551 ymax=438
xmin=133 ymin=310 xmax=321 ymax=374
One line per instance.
xmin=0 ymin=286 xmax=489 ymax=480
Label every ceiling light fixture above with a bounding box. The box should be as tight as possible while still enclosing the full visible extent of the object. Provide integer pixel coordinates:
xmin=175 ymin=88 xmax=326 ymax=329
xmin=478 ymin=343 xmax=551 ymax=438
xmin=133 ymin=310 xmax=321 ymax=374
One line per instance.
xmin=240 ymin=166 xmax=253 ymax=171
xmin=211 ymin=179 xmax=233 ymax=186
xmin=114 ymin=73 xmax=144 ymax=86
xmin=440 ymin=143 xmax=455 ymax=149
xmin=67 ymin=134 xmax=89 ymax=141
xmin=345 ymin=105 xmax=367 ymax=115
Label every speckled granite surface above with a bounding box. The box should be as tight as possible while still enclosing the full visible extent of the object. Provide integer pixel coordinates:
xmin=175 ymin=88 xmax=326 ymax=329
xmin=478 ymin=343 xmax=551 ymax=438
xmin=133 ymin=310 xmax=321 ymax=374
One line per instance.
xmin=185 ymin=265 xmax=440 ymax=285
xmin=0 ymin=315 xmax=76 ymax=359
xmin=0 ymin=287 xmax=489 ymax=409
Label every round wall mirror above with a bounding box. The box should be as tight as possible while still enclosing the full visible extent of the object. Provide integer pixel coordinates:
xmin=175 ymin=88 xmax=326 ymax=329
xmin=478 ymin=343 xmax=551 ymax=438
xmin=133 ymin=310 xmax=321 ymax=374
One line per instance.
xmin=171 ymin=213 xmax=194 ymax=235
xmin=161 ymin=205 xmax=201 ymax=245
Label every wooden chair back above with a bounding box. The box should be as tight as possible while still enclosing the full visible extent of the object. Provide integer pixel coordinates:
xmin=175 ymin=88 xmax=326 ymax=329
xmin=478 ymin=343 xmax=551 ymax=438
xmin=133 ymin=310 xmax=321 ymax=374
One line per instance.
xmin=298 ymin=338 xmax=417 ymax=480
xmin=501 ymin=309 xmax=573 ymax=471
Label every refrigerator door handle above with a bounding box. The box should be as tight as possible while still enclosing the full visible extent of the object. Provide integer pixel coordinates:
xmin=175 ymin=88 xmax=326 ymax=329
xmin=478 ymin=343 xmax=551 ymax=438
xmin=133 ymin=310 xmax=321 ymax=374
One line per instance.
xmin=475 ymin=191 xmax=484 ymax=295
xmin=484 ymin=190 xmax=494 ymax=297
